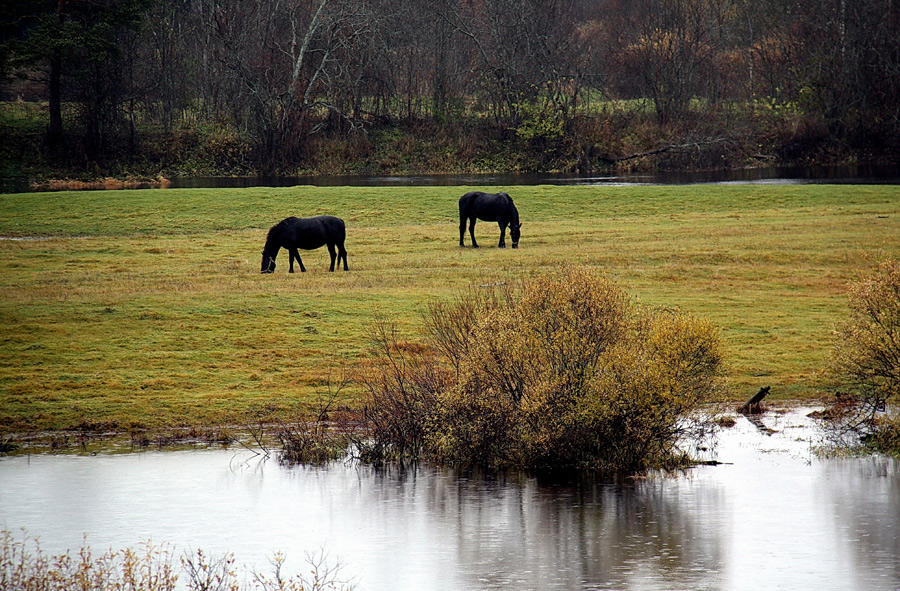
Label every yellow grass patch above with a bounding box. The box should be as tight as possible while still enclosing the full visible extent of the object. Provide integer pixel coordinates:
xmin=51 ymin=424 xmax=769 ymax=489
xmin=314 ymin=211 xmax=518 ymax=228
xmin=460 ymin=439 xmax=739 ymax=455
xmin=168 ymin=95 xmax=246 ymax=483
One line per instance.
xmin=1 ymin=184 xmax=898 ymax=432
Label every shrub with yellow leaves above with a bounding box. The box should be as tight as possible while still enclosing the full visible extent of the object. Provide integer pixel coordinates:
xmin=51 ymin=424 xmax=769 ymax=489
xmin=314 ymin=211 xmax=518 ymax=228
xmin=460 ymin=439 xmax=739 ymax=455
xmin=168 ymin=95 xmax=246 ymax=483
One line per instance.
xmin=824 ymin=259 xmax=900 ymax=452
xmin=359 ymin=266 xmax=726 ymax=473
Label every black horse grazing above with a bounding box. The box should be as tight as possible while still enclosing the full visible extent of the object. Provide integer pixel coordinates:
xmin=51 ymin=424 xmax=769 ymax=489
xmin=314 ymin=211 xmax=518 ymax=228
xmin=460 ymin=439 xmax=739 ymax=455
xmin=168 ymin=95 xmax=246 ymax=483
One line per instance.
xmin=459 ymin=191 xmax=522 ymax=248
xmin=261 ymin=215 xmax=348 ymax=273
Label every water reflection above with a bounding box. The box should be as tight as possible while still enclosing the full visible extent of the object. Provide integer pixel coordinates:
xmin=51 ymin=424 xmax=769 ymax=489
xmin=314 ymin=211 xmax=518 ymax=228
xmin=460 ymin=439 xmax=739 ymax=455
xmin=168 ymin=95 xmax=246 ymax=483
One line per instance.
xmin=1 ymin=408 xmax=898 ymax=591
xmin=823 ymin=458 xmax=900 ymax=590
xmin=362 ymin=469 xmax=724 ymax=590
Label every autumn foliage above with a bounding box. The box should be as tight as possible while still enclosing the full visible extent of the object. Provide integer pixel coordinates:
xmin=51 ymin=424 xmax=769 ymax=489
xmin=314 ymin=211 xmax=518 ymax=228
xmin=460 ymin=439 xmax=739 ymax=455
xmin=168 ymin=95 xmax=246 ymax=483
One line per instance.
xmin=825 ymin=259 xmax=900 ymax=450
xmin=359 ymin=266 xmax=726 ymax=473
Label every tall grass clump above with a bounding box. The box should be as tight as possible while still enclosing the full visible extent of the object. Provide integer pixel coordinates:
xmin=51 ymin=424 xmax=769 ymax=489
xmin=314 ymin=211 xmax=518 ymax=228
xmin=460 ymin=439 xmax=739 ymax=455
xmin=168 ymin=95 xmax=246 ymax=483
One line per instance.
xmin=821 ymin=259 xmax=900 ymax=455
xmin=274 ymin=368 xmax=359 ymax=466
xmin=358 ymin=266 xmax=726 ymax=473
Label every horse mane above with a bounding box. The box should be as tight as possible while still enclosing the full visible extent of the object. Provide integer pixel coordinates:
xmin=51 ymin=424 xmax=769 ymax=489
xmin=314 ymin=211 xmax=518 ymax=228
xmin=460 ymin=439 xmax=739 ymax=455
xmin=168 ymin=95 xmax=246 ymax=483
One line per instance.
xmin=263 ymin=219 xmax=289 ymax=252
xmin=265 ymin=218 xmax=289 ymax=242
xmin=503 ymin=193 xmax=520 ymax=223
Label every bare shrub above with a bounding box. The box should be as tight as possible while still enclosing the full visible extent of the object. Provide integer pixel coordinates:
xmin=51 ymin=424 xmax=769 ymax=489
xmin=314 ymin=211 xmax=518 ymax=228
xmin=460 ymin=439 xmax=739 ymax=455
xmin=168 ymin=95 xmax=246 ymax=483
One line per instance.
xmin=251 ymin=550 xmax=351 ymax=591
xmin=183 ymin=548 xmax=352 ymax=591
xmin=277 ymin=365 xmax=356 ymax=465
xmin=0 ymin=530 xmax=177 ymax=591
xmin=277 ymin=421 xmax=350 ymax=466
xmin=357 ymin=266 xmax=726 ymax=472
xmin=355 ymin=322 xmax=451 ymax=463
xmin=823 ymin=259 xmax=900 ymax=449
xmin=182 ymin=549 xmax=239 ymax=591
xmin=1 ymin=531 xmax=352 ymax=591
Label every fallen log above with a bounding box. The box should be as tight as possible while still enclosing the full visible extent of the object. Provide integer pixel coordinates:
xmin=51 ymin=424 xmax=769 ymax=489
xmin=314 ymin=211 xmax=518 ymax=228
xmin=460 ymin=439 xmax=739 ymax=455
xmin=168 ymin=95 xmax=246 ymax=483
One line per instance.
xmin=737 ymin=386 xmax=770 ymax=415
xmin=598 ymin=137 xmax=729 ymax=164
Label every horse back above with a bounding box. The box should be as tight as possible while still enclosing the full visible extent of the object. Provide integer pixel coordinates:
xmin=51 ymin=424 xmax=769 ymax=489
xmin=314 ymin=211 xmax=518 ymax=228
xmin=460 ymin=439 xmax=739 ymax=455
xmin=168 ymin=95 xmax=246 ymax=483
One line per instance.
xmin=458 ymin=191 xmax=477 ymax=215
xmin=460 ymin=191 xmax=515 ymax=222
xmin=316 ymin=215 xmax=346 ymax=243
xmin=274 ymin=215 xmax=345 ymax=250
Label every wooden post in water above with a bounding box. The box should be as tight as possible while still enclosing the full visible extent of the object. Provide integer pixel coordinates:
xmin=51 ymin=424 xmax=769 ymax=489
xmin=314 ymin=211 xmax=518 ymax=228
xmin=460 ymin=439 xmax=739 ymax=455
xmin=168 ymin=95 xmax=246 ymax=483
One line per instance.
xmin=738 ymin=386 xmax=771 ymax=414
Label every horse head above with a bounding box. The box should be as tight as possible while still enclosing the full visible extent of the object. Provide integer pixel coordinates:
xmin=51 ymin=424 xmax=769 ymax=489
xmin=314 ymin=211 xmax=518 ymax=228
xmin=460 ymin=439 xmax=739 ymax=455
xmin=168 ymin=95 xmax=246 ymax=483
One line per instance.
xmin=260 ymin=249 xmax=277 ymax=273
xmin=510 ymin=222 xmax=522 ymax=248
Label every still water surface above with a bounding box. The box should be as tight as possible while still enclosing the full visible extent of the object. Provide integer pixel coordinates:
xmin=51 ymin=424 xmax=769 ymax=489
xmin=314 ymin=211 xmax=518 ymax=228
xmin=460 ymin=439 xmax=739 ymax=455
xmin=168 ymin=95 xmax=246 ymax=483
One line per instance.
xmin=1 ymin=408 xmax=898 ymax=591
xmin=4 ymin=163 xmax=900 ymax=193
xmin=159 ymin=163 xmax=900 ymax=189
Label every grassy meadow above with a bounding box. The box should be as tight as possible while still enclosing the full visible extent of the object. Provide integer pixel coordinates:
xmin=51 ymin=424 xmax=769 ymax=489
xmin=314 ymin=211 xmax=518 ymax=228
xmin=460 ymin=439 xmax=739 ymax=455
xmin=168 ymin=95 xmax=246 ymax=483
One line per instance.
xmin=1 ymin=184 xmax=899 ymax=435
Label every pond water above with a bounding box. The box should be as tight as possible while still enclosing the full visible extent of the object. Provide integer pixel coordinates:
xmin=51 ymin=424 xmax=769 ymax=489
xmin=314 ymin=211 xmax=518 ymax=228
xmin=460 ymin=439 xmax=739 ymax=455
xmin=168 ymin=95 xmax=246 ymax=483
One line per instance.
xmin=3 ymin=163 xmax=900 ymax=193
xmin=163 ymin=163 xmax=900 ymax=189
xmin=1 ymin=408 xmax=899 ymax=591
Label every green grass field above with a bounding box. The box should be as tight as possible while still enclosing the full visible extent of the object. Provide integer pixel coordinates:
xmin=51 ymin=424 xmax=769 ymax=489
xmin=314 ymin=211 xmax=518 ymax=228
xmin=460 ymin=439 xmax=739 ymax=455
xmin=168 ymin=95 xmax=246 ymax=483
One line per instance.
xmin=1 ymin=184 xmax=898 ymax=434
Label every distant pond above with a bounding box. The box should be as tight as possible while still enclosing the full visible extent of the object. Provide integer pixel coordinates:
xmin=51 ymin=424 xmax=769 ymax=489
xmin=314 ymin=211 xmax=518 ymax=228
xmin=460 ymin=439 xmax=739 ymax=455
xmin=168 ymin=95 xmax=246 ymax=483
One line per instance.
xmin=164 ymin=163 xmax=900 ymax=189
xmin=3 ymin=163 xmax=900 ymax=193
xmin=1 ymin=407 xmax=899 ymax=591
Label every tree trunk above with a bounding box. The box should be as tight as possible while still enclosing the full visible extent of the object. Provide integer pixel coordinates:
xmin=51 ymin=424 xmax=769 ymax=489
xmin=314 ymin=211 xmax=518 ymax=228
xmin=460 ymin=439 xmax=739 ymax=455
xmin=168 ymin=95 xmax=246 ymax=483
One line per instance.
xmin=46 ymin=50 xmax=63 ymax=152
xmin=46 ymin=1 xmax=67 ymax=153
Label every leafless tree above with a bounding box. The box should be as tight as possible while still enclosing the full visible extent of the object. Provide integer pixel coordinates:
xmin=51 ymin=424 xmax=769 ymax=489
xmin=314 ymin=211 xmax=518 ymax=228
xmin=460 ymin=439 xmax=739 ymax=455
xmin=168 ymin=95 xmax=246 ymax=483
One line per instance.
xmin=6 ymin=0 xmax=897 ymax=172
xmin=198 ymin=0 xmax=383 ymax=171
xmin=791 ymin=0 xmax=900 ymax=137
xmin=603 ymin=0 xmax=734 ymax=123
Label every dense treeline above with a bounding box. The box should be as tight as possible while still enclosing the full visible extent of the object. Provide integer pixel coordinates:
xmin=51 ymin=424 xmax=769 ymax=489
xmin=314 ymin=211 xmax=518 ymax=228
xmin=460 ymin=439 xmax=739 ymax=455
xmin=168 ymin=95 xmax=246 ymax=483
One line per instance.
xmin=1 ymin=0 xmax=899 ymax=177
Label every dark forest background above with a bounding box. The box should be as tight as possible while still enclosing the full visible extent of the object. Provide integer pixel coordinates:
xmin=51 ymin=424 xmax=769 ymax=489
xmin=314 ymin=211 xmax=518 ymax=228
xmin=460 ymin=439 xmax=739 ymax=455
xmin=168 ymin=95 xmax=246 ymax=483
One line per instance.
xmin=1 ymin=0 xmax=898 ymax=180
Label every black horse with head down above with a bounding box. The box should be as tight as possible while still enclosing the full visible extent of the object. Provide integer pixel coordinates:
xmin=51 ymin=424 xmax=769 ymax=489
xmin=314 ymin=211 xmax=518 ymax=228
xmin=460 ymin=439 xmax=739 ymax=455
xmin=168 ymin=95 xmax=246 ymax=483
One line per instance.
xmin=459 ymin=191 xmax=521 ymax=248
xmin=261 ymin=215 xmax=348 ymax=273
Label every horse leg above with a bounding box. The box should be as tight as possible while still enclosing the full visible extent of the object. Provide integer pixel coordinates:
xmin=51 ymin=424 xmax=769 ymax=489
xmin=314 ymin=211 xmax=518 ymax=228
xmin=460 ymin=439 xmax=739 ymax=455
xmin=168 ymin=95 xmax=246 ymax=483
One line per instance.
xmin=327 ymin=243 xmax=337 ymax=272
xmin=290 ymin=248 xmax=306 ymax=272
xmin=498 ymin=222 xmax=507 ymax=248
xmin=338 ymin=243 xmax=349 ymax=270
xmin=459 ymin=214 xmax=467 ymax=247
xmin=468 ymin=218 xmax=479 ymax=248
